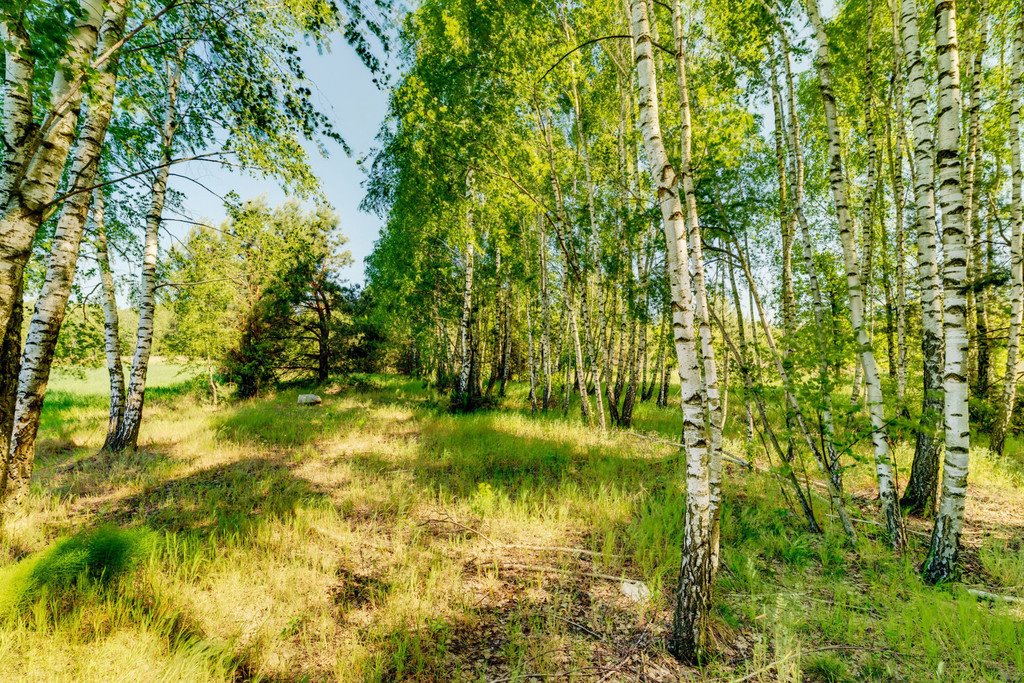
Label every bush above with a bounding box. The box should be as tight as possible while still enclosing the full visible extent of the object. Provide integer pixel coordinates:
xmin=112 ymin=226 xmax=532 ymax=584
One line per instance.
xmin=0 ymin=526 xmax=155 ymax=614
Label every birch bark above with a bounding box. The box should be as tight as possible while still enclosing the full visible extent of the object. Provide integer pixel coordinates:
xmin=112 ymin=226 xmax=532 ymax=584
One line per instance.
xmin=923 ymin=0 xmax=971 ymax=584
xmin=5 ymin=3 xmax=125 ymax=498
xmin=105 ymin=57 xmax=181 ymax=451
xmin=899 ymin=0 xmax=946 ymax=512
xmin=629 ymin=0 xmax=711 ymax=662
xmin=94 ymin=191 xmax=126 ymax=449
xmin=806 ymin=0 xmax=905 ymax=549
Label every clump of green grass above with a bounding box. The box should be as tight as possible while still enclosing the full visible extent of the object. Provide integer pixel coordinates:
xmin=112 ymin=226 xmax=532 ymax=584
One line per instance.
xmin=0 ymin=525 xmax=156 ymax=614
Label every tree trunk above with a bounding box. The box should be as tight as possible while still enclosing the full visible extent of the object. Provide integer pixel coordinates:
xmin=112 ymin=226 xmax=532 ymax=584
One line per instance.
xmin=0 ymin=279 xmax=24 ymax=504
xmin=630 ymin=0 xmax=711 ymax=662
xmin=922 ymin=0 xmax=970 ymax=585
xmin=0 ymin=1 xmax=105 ymax=375
xmin=106 ymin=57 xmax=181 ymax=452
xmin=899 ymin=0 xmax=946 ymax=513
xmin=886 ymin=9 xmax=909 ymax=406
xmin=991 ymin=21 xmax=1023 ymax=456
xmin=965 ymin=37 xmax=987 ymax=399
xmin=95 ymin=191 xmax=126 ymax=450
xmin=735 ymin=239 xmax=857 ymax=542
xmin=5 ymin=5 xmax=125 ymax=496
xmin=672 ymin=0 xmax=724 ymax=574
xmin=806 ymin=0 xmax=906 ymax=551
xmin=778 ymin=34 xmax=842 ymax=482
xmin=455 ymin=237 xmax=475 ymax=407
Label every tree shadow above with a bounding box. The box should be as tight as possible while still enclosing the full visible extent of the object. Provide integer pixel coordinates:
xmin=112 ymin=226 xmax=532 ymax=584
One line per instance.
xmin=100 ymin=457 xmax=330 ymax=539
xmin=37 ymin=444 xmax=178 ymax=500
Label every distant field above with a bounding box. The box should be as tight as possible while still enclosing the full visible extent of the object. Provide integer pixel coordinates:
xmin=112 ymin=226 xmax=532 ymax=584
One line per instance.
xmin=47 ymin=361 xmax=199 ymax=396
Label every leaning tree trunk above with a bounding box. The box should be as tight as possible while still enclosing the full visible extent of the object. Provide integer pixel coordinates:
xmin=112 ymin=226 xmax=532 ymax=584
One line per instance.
xmin=922 ymin=0 xmax=970 ymax=585
xmin=672 ymin=0 xmax=724 ymax=576
xmin=106 ymin=59 xmax=180 ymax=452
xmin=630 ymin=0 xmax=711 ymax=663
xmin=95 ymin=191 xmax=125 ymax=449
xmin=778 ymin=34 xmax=843 ymax=487
xmin=990 ymin=20 xmax=1023 ymax=457
xmin=899 ymin=0 xmax=945 ymax=513
xmin=0 ymin=1 xmax=105 ymax=359
xmin=5 ymin=5 xmax=125 ymax=497
xmin=806 ymin=0 xmax=906 ymax=551
xmin=0 ymin=277 xmax=24 ymax=504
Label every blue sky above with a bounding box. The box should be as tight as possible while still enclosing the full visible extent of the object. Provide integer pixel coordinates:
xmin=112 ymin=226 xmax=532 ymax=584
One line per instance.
xmin=166 ymin=36 xmax=389 ymax=285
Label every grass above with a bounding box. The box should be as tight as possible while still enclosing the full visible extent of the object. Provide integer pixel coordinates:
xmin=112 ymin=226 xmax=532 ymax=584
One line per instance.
xmin=0 ymin=370 xmax=1022 ymax=681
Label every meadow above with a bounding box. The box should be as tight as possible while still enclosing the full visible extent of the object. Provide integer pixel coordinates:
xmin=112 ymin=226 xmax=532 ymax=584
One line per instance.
xmin=1 ymin=369 xmax=1022 ymax=682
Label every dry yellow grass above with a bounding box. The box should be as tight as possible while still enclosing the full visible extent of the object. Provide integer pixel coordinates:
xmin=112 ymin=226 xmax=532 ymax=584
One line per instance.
xmin=1 ymin=375 xmax=1022 ymax=681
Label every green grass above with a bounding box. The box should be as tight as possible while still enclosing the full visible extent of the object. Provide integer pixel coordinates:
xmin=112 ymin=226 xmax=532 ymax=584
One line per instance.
xmin=1 ymin=372 xmax=1021 ymax=681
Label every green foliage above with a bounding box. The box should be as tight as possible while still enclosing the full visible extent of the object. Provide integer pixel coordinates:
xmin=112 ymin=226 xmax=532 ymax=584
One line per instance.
xmin=164 ymin=198 xmax=365 ymax=396
xmin=0 ymin=526 xmax=156 ymax=615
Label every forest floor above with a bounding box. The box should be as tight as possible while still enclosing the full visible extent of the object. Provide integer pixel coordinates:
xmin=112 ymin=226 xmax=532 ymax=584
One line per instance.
xmin=1 ymin=371 xmax=1023 ymax=682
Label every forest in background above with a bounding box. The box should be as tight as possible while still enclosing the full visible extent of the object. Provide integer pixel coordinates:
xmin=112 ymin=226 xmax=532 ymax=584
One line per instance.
xmin=2 ymin=0 xmax=1024 ymax=680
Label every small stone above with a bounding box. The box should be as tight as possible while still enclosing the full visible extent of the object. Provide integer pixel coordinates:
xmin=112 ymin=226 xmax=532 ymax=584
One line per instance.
xmin=620 ymin=579 xmax=651 ymax=603
xmin=297 ymin=394 xmax=322 ymax=405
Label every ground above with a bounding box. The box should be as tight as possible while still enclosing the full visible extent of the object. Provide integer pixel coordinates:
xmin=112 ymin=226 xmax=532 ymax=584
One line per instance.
xmin=1 ymin=369 xmax=1022 ymax=682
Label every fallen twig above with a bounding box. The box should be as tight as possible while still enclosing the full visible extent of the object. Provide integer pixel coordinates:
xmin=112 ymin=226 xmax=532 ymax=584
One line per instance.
xmin=424 ymin=513 xmax=619 ymax=557
xmin=624 ymin=430 xmax=752 ymax=468
xmin=475 ymin=560 xmax=637 ymax=584
xmin=966 ymin=588 xmax=1024 ymax=604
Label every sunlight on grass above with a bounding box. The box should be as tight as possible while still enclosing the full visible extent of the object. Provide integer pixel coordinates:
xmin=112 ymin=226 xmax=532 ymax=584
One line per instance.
xmin=1 ymin=373 xmax=1022 ymax=681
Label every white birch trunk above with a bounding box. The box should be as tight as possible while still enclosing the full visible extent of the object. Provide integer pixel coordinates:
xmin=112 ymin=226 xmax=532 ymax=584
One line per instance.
xmin=899 ymin=0 xmax=946 ymax=513
xmin=105 ymin=58 xmax=180 ymax=452
xmin=0 ymin=1 xmax=105 ymax=353
xmin=94 ymin=191 xmax=126 ymax=449
xmin=4 ymin=3 xmax=125 ymax=498
xmin=990 ymin=20 xmax=1023 ymax=457
xmin=923 ymin=0 xmax=970 ymax=584
xmin=806 ymin=0 xmax=906 ymax=550
xmin=629 ymin=0 xmax=711 ymax=662
xmin=672 ymin=0 xmax=724 ymax=575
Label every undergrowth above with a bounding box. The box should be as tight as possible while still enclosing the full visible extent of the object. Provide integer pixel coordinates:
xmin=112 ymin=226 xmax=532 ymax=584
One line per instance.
xmin=0 ymin=371 xmax=1021 ymax=681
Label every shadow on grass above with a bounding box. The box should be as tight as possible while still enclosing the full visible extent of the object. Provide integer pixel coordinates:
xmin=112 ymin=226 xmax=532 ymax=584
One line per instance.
xmin=37 ymin=445 xmax=179 ymax=500
xmin=407 ymin=412 xmax=675 ymax=499
xmin=101 ymin=457 xmax=329 ymax=539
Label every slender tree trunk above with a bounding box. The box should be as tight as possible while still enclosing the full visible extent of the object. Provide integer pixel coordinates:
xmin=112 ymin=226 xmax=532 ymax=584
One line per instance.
xmin=94 ymin=191 xmax=126 ymax=449
xmin=673 ymin=0 xmax=723 ymax=574
xmin=0 ymin=278 xmax=24 ymax=503
xmin=991 ymin=21 xmax=1024 ymax=457
xmin=728 ymin=258 xmax=755 ymax=443
xmin=106 ymin=59 xmax=181 ymax=452
xmin=710 ymin=305 xmax=820 ymax=533
xmin=539 ymin=217 xmax=553 ymax=410
xmin=735 ymin=239 xmax=858 ymax=542
xmin=568 ymin=287 xmax=592 ymax=422
xmin=777 ymin=34 xmax=842 ymax=485
xmin=630 ymin=0 xmax=711 ymax=662
xmin=970 ymin=22 xmax=987 ymax=401
xmin=922 ymin=0 xmax=970 ymax=585
xmin=455 ymin=237 xmax=475 ymax=407
xmin=899 ymin=0 xmax=946 ymax=513
xmin=807 ymin=0 xmax=906 ymax=551
xmin=527 ymin=292 xmax=538 ymax=413
xmin=886 ymin=11 xmax=909 ymax=406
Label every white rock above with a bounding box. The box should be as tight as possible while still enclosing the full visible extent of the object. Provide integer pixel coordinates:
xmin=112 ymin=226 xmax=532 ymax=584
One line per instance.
xmin=297 ymin=394 xmax=322 ymax=405
xmin=620 ymin=579 xmax=651 ymax=603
